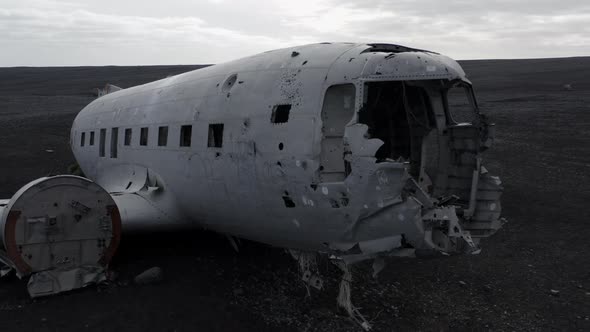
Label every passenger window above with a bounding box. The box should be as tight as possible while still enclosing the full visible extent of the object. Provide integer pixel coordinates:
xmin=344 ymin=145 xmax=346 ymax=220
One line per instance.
xmin=208 ymin=124 xmax=223 ymax=148
xmin=80 ymin=132 xmax=85 ymax=147
xmin=180 ymin=125 xmax=192 ymax=147
xmin=99 ymin=129 xmax=106 ymax=157
xmin=124 ymin=128 xmax=132 ymax=146
xmin=158 ymin=126 xmax=168 ymax=146
xmin=271 ymin=104 xmax=291 ymax=123
xmin=89 ymin=131 xmax=95 ymax=146
xmin=140 ymin=127 xmax=149 ymax=146
xmin=110 ymin=128 xmax=118 ymax=158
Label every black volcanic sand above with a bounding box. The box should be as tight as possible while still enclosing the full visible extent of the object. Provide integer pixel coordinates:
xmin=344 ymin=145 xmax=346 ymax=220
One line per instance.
xmin=0 ymin=59 xmax=589 ymax=331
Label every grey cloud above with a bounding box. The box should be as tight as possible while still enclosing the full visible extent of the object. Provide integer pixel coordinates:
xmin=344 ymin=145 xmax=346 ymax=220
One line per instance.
xmin=0 ymin=6 xmax=300 ymax=65
xmin=341 ymin=0 xmax=590 ymax=16
xmin=314 ymin=1 xmax=590 ymax=59
xmin=0 ymin=0 xmax=588 ymax=66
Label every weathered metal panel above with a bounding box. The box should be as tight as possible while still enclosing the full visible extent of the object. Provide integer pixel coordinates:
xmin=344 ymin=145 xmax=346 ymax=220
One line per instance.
xmin=68 ymin=42 xmax=503 ymax=257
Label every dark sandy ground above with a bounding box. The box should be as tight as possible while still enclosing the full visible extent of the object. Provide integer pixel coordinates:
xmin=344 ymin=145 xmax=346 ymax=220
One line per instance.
xmin=0 ymin=58 xmax=589 ymax=331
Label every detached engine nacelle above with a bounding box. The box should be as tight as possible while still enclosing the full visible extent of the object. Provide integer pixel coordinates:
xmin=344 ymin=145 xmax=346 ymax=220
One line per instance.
xmin=0 ymin=176 xmax=121 ymax=297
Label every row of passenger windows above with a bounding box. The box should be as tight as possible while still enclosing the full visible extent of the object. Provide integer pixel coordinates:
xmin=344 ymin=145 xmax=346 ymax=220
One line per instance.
xmin=80 ymin=124 xmax=225 ymax=158
xmin=79 ymin=103 xmax=294 ymax=156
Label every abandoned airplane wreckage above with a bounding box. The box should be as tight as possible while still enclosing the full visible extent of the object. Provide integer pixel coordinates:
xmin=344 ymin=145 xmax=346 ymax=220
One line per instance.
xmin=0 ymin=42 xmax=504 ymax=327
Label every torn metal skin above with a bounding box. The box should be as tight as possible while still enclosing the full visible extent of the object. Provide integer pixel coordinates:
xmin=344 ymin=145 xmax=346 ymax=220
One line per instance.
xmin=0 ymin=176 xmax=121 ymax=297
xmin=318 ymin=50 xmax=505 ymax=263
xmin=67 ymin=43 xmax=504 ymax=261
xmin=284 ymin=47 xmax=506 ymax=327
xmin=1 ymin=43 xmax=505 ymax=307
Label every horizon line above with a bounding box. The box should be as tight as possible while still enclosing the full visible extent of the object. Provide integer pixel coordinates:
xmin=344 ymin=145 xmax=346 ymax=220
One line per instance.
xmin=1 ymin=55 xmax=589 ymax=69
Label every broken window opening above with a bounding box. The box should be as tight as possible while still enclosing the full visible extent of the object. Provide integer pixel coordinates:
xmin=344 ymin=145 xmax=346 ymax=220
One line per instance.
xmin=208 ymin=124 xmax=223 ymax=148
xmin=124 ymin=128 xmax=132 ymax=146
xmin=360 ymin=81 xmax=436 ymax=178
xmin=444 ymin=83 xmax=478 ymax=124
xmin=180 ymin=125 xmax=192 ymax=147
xmin=80 ymin=132 xmax=85 ymax=147
xmin=158 ymin=126 xmax=168 ymax=146
xmin=99 ymin=129 xmax=106 ymax=157
xmin=140 ymin=127 xmax=148 ymax=146
xmin=110 ymin=127 xmax=118 ymax=158
xmin=271 ymin=104 xmax=291 ymax=123
xmin=89 ymin=131 xmax=95 ymax=146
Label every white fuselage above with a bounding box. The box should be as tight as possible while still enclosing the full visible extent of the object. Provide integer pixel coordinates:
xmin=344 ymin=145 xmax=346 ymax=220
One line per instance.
xmin=71 ymin=43 xmax=500 ymax=255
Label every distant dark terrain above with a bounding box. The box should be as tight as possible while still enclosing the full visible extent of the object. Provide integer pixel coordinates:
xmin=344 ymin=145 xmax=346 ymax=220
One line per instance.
xmin=0 ymin=57 xmax=589 ymax=331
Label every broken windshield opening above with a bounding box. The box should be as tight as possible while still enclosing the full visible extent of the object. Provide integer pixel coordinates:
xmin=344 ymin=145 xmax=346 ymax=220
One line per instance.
xmin=444 ymin=83 xmax=478 ymax=124
xmin=359 ymin=82 xmax=436 ymax=178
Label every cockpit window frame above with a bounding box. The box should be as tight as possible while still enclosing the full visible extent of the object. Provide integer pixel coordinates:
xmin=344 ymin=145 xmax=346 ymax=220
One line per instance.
xmin=442 ymin=80 xmax=480 ymax=125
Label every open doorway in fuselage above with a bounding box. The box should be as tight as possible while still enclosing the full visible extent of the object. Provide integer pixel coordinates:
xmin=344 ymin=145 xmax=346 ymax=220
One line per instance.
xmin=359 ymin=81 xmax=437 ymax=180
xmin=318 ymin=84 xmax=356 ymax=182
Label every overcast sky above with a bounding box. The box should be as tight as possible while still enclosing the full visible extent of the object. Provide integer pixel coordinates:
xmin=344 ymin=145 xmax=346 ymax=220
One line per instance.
xmin=1 ymin=0 xmax=589 ymax=66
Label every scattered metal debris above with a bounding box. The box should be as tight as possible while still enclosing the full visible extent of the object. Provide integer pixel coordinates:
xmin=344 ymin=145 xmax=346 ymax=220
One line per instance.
xmin=291 ymin=250 xmax=323 ymax=294
xmin=371 ymin=257 xmax=385 ymax=278
xmin=28 ymin=266 xmax=106 ymax=298
xmin=94 ymin=83 xmax=123 ymax=97
xmin=334 ymin=261 xmax=372 ymax=331
xmin=134 ymin=267 xmax=163 ymax=285
xmin=0 ymin=263 xmax=11 ymax=277
xmin=0 ymin=176 xmax=121 ymax=297
xmin=5 ymin=43 xmax=506 ymax=321
xmin=226 ymin=235 xmax=241 ymax=253
xmin=301 ymin=269 xmax=323 ymax=291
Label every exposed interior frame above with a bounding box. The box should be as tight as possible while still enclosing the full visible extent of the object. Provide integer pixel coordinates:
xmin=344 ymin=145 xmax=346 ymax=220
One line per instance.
xmin=315 ymin=78 xmax=482 ymax=205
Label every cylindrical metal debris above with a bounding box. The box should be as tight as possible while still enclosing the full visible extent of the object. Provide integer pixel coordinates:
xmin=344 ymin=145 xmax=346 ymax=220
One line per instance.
xmin=0 ymin=175 xmax=121 ymax=276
